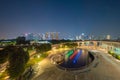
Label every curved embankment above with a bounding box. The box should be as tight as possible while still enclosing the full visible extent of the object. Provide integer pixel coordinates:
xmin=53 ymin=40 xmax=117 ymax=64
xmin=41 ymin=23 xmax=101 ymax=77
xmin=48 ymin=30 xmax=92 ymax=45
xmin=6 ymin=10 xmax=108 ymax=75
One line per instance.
xmin=57 ymin=49 xmax=95 ymax=71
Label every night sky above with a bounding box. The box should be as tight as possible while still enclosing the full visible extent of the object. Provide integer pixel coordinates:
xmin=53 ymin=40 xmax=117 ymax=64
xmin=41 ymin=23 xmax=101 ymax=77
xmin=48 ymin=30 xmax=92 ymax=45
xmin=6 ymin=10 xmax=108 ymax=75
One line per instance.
xmin=0 ymin=0 xmax=120 ymax=39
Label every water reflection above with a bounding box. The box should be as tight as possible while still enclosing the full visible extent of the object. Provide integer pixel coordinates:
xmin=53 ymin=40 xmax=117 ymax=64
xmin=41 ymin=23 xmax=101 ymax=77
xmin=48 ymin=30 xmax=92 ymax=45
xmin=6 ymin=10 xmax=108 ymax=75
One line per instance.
xmin=59 ymin=49 xmax=93 ymax=68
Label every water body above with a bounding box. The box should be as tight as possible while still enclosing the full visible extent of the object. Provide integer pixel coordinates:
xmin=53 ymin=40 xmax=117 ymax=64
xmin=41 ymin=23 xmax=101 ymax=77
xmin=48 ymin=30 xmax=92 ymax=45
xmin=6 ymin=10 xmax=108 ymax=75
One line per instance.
xmin=59 ymin=49 xmax=93 ymax=69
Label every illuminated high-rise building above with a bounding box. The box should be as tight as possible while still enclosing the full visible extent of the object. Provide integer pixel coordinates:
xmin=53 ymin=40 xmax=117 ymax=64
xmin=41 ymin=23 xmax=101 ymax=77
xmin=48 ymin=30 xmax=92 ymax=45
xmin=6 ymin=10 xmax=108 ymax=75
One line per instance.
xmin=106 ymin=35 xmax=111 ymax=40
xmin=25 ymin=33 xmax=34 ymax=40
xmin=50 ymin=32 xmax=54 ymax=40
xmin=76 ymin=36 xmax=79 ymax=40
xmin=45 ymin=32 xmax=49 ymax=40
xmin=81 ymin=33 xmax=85 ymax=40
xmin=79 ymin=35 xmax=82 ymax=40
xmin=41 ymin=33 xmax=45 ymax=40
xmin=55 ymin=32 xmax=59 ymax=40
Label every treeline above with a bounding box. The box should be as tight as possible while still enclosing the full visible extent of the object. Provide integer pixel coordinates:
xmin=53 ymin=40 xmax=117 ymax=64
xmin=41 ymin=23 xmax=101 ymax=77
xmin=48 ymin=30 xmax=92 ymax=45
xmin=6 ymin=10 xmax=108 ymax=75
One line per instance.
xmin=50 ymin=39 xmax=77 ymax=44
xmin=108 ymin=51 xmax=120 ymax=60
xmin=63 ymin=43 xmax=78 ymax=48
xmin=35 ymin=43 xmax=51 ymax=53
xmin=0 ymin=43 xmax=52 ymax=79
xmin=0 ymin=46 xmax=29 ymax=79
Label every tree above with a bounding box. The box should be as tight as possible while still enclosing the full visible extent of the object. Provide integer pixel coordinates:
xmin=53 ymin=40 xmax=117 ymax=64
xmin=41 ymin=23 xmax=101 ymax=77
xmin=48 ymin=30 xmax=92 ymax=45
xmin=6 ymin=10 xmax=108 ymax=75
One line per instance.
xmin=0 ymin=46 xmax=29 ymax=79
xmin=35 ymin=43 xmax=52 ymax=53
xmin=63 ymin=43 xmax=78 ymax=48
xmin=16 ymin=36 xmax=30 ymax=45
xmin=0 ymin=45 xmax=15 ymax=64
xmin=0 ymin=49 xmax=8 ymax=64
xmin=7 ymin=47 xmax=29 ymax=79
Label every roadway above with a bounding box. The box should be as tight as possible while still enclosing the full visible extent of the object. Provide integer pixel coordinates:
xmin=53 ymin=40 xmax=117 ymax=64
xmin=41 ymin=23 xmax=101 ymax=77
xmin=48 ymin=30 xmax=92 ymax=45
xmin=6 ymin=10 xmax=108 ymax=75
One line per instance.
xmin=31 ymin=48 xmax=120 ymax=80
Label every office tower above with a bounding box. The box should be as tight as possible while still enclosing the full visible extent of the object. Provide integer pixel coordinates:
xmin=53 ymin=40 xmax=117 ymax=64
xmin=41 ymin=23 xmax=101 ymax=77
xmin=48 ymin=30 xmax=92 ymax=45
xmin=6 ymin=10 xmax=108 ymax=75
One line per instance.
xmin=106 ymin=35 xmax=111 ymax=40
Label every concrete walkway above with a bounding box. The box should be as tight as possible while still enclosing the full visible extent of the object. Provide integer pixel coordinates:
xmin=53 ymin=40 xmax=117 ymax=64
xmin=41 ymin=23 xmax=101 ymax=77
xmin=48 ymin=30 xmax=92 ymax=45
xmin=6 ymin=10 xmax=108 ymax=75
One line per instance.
xmin=31 ymin=49 xmax=120 ymax=80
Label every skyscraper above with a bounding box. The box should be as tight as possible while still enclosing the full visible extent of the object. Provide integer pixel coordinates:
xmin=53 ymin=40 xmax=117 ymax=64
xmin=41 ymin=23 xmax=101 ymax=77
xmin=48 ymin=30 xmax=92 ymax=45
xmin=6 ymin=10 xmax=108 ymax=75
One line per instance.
xmin=106 ymin=35 xmax=111 ymax=40
xmin=55 ymin=32 xmax=59 ymax=40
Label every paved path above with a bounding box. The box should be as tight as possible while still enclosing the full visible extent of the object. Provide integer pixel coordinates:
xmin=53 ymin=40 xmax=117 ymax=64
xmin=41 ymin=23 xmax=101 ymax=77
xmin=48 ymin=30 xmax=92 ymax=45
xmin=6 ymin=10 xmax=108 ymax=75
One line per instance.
xmin=31 ymin=49 xmax=120 ymax=80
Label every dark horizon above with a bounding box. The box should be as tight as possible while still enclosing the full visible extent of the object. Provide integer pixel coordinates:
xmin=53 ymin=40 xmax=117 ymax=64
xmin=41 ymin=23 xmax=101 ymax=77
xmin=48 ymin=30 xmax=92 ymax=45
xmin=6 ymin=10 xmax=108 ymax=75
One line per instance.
xmin=0 ymin=0 xmax=120 ymax=39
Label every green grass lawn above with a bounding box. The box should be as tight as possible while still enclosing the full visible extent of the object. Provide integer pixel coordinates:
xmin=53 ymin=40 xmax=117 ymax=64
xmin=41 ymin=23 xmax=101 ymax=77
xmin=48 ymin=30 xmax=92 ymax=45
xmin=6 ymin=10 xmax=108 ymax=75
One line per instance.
xmin=25 ymin=53 xmax=48 ymax=68
xmin=0 ymin=70 xmax=9 ymax=80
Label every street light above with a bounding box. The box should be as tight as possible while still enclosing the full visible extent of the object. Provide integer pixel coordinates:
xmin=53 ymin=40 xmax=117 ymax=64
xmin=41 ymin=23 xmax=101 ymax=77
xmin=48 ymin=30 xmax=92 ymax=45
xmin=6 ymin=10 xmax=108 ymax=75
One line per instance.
xmin=37 ymin=54 xmax=41 ymax=58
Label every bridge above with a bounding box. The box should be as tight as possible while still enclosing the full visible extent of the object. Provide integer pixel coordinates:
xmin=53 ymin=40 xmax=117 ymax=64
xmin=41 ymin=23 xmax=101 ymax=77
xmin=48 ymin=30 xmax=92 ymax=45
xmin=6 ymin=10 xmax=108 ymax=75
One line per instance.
xmin=57 ymin=41 xmax=120 ymax=55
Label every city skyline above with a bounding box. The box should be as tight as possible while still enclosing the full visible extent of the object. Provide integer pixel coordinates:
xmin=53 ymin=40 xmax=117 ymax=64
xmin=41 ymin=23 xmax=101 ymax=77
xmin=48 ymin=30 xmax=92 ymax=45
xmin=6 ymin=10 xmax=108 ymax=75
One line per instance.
xmin=0 ymin=0 xmax=120 ymax=38
xmin=0 ymin=32 xmax=114 ymax=40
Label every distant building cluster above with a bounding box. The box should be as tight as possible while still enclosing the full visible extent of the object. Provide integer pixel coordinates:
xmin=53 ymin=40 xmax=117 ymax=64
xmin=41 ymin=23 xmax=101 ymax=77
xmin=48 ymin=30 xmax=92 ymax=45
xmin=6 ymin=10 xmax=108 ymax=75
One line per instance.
xmin=21 ymin=32 xmax=59 ymax=41
xmin=0 ymin=31 xmax=115 ymax=41
xmin=75 ymin=33 xmax=111 ymax=41
xmin=75 ymin=33 xmax=93 ymax=40
xmin=19 ymin=32 xmax=113 ymax=41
